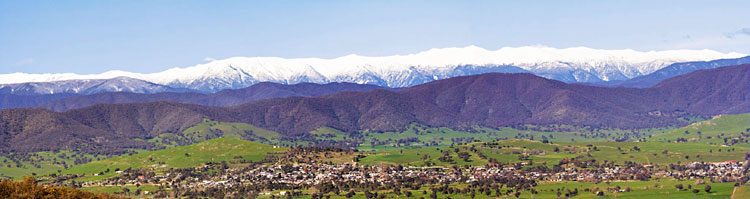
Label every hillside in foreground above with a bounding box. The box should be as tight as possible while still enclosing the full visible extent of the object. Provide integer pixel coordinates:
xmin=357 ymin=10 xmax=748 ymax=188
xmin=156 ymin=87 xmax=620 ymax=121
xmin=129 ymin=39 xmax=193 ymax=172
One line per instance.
xmin=43 ymin=130 xmax=750 ymax=198
xmin=61 ymin=138 xmax=286 ymax=182
xmin=1 ymin=111 xmax=746 ymax=198
xmin=1 ymin=177 xmax=124 ymax=199
xmin=651 ymin=113 xmax=750 ymax=145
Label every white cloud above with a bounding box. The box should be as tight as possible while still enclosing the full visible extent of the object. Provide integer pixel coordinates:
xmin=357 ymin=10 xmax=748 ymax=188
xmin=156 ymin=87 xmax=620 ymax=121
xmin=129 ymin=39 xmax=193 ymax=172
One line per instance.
xmin=203 ymin=57 xmax=216 ymax=62
xmin=15 ymin=58 xmax=34 ymax=65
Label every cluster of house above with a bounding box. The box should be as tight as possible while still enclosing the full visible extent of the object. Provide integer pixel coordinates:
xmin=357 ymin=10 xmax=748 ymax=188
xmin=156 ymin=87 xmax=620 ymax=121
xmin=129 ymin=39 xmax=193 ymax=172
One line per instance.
xmin=659 ymin=161 xmax=747 ymax=181
xmin=78 ymin=160 xmax=747 ymax=192
xmin=188 ymin=161 xmax=743 ymax=188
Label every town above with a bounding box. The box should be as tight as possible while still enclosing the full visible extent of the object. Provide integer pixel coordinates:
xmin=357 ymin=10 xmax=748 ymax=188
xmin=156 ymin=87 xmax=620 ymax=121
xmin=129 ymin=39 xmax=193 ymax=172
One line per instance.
xmin=53 ymin=147 xmax=750 ymax=198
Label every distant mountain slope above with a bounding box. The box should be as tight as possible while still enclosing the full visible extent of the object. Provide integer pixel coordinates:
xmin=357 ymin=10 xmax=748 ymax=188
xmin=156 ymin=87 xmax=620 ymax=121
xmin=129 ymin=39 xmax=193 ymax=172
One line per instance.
xmin=0 ymin=93 xmax=74 ymax=109
xmin=38 ymin=82 xmax=388 ymax=112
xmin=617 ymin=56 xmax=750 ymax=88
xmin=0 ymin=102 xmax=221 ymax=154
xmin=1 ymin=64 xmax=748 ymax=154
xmin=653 ymin=64 xmax=750 ymax=114
xmin=0 ymin=76 xmax=191 ymax=95
xmin=1 ymin=46 xmax=744 ymax=93
xmin=227 ymin=65 xmax=749 ymax=135
xmin=226 ymin=73 xmax=672 ymax=135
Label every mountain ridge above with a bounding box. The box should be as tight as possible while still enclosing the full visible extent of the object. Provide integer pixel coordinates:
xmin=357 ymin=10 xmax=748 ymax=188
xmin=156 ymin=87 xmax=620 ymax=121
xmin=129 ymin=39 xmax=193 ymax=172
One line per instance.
xmin=0 ymin=82 xmax=389 ymax=111
xmin=583 ymin=56 xmax=750 ymax=88
xmin=2 ymin=64 xmax=747 ymax=154
xmin=39 ymin=82 xmax=390 ymax=112
xmin=0 ymin=76 xmax=193 ymax=95
xmin=1 ymin=46 xmax=744 ymax=93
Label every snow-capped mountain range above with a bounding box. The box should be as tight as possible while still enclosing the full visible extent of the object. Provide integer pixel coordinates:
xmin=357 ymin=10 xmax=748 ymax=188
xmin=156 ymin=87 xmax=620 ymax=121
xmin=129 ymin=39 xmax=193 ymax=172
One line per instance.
xmin=0 ymin=77 xmax=192 ymax=95
xmin=1 ymin=46 xmax=746 ymax=94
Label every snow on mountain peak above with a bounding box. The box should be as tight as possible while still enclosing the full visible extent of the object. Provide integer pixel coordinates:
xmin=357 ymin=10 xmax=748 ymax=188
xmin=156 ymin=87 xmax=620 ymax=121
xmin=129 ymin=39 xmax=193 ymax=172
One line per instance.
xmin=0 ymin=46 xmax=746 ymax=92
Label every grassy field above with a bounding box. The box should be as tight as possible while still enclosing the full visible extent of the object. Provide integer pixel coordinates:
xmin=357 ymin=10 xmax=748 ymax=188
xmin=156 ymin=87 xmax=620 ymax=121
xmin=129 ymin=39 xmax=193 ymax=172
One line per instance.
xmin=651 ymin=113 xmax=750 ymax=145
xmin=1 ymin=119 xmax=285 ymax=180
xmin=81 ymin=184 xmax=159 ymax=196
xmin=252 ymin=180 xmax=735 ymax=199
xmin=529 ymin=180 xmax=734 ymax=199
xmin=361 ymin=139 xmax=749 ymax=167
xmin=61 ymin=138 xmax=286 ymax=182
xmin=353 ymin=123 xmax=671 ymax=151
xmin=150 ymin=119 xmax=283 ymax=148
xmin=170 ymin=118 xmax=744 ymax=168
xmin=732 ymin=185 xmax=750 ymax=199
xmin=183 ymin=119 xmax=281 ymax=140
xmin=0 ymin=151 xmax=107 ymax=179
xmin=359 ymin=145 xmax=489 ymax=167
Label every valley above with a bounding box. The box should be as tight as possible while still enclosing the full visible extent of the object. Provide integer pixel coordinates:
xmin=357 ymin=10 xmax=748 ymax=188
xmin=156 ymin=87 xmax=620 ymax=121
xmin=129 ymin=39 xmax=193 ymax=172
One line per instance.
xmin=2 ymin=111 xmax=748 ymax=198
xmin=1 ymin=62 xmax=748 ymax=199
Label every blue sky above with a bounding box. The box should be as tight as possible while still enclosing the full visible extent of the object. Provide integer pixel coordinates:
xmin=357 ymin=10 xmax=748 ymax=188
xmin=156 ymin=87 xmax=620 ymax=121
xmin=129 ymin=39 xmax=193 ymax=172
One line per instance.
xmin=1 ymin=0 xmax=749 ymax=74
